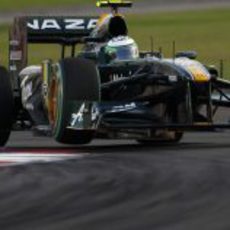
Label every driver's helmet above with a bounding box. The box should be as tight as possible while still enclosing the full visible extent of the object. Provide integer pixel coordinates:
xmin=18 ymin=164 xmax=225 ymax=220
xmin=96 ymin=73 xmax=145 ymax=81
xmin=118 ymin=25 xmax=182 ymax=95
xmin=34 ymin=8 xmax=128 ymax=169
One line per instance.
xmin=104 ymin=36 xmax=139 ymax=62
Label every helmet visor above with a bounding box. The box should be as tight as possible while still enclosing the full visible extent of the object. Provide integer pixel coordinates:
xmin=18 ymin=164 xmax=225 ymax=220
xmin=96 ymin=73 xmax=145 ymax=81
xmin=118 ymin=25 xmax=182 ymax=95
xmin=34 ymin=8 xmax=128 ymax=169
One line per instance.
xmin=115 ymin=45 xmax=138 ymax=60
xmin=106 ymin=44 xmax=139 ymax=61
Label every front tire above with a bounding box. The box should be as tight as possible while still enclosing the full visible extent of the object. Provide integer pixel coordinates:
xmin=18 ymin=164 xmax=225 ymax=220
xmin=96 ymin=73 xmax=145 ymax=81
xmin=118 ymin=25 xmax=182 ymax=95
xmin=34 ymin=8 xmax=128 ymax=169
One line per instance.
xmin=51 ymin=58 xmax=100 ymax=144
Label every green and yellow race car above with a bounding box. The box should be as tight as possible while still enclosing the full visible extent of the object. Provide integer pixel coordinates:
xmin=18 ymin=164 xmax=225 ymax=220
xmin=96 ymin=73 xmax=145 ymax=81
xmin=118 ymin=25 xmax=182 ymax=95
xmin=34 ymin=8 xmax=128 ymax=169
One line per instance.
xmin=1 ymin=0 xmax=230 ymax=146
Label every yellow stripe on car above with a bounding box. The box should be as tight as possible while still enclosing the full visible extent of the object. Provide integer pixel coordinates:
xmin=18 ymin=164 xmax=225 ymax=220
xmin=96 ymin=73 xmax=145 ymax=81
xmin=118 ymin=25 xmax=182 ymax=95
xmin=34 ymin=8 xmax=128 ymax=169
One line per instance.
xmin=187 ymin=66 xmax=210 ymax=82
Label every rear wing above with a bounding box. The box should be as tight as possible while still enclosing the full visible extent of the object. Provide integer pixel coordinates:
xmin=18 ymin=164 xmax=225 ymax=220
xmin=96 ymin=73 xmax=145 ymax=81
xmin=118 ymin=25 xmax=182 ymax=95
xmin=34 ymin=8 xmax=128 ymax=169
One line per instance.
xmin=9 ymin=16 xmax=98 ymax=95
xmin=26 ymin=17 xmax=98 ymax=43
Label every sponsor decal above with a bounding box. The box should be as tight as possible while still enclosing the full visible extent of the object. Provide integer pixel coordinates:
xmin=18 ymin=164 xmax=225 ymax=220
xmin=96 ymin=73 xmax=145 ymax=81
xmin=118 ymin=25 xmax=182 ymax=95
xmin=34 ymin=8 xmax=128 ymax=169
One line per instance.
xmin=168 ymin=75 xmax=178 ymax=82
xmin=69 ymin=103 xmax=100 ymax=129
xmin=27 ymin=18 xmax=98 ymax=31
xmin=110 ymin=74 xmax=125 ymax=81
xmin=70 ymin=103 xmax=86 ymax=127
xmin=42 ymin=82 xmax=48 ymax=97
xmin=110 ymin=102 xmax=137 ymax=113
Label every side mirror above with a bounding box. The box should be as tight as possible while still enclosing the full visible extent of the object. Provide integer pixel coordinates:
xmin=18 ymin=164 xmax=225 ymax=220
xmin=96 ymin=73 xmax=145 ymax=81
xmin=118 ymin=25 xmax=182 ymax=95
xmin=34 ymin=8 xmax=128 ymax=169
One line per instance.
xmin=208 ymin=65 xmax=219 ymax=79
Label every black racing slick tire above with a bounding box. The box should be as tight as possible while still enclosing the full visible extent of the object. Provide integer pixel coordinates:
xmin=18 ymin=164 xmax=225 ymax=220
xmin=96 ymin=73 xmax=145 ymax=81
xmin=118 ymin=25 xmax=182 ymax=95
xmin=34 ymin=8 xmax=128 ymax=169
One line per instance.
xmin=52 ymin=57 xmax=100 ymax=144
xmin=0 ymin=67 xmax=14 ymax=147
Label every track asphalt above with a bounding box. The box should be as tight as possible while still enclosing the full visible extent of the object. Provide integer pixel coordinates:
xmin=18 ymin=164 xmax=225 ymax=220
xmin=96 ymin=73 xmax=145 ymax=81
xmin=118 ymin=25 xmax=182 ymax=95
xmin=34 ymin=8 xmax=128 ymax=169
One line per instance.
xmin=0 ymin=131 xmax=230 ymax=230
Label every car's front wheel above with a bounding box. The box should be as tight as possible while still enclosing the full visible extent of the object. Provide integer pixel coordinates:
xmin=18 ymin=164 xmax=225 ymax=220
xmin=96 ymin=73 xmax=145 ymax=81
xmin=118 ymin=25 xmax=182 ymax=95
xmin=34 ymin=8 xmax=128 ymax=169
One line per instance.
xmin=48 ymin=58 xmax=100 ymax=144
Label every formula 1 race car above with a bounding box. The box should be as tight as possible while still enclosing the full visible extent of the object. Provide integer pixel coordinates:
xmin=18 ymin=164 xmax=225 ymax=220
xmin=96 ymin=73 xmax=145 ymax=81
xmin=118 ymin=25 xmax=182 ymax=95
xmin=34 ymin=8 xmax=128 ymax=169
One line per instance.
xmin=0 ymin=0 xmax=230 ymax=146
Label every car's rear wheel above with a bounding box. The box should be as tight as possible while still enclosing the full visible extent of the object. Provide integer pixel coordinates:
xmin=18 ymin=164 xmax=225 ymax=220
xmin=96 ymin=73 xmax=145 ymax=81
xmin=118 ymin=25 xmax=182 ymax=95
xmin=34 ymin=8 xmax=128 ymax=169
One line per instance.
xmin=137 ymin=131 xmax=183 ymax=145
xmin=0 ymin=67 xmax=14 ymax=147
xmin=50 ymin=58 xmax=100 ymax=144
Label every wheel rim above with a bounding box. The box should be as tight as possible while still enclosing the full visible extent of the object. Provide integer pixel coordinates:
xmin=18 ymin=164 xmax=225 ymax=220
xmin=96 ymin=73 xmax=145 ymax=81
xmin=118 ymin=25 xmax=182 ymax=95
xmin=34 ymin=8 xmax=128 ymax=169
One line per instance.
xmin=52 ymin=64 xmax=64 ymax=140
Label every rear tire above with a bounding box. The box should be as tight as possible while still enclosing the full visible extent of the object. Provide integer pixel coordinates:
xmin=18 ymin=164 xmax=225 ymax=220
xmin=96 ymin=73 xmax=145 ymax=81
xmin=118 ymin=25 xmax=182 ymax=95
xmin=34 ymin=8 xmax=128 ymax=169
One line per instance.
xmin=52 ymin=58 xmax=100 ymax=144
xmin=0 ymin=67 xmax=14 ymax=147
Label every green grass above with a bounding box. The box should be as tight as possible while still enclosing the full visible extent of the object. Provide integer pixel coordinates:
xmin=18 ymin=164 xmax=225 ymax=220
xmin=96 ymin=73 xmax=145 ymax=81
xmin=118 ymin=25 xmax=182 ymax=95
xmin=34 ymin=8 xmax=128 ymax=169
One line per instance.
xmin=127 ymin=8 xmax=230 ymax=77
xmin=1 ymin=8 xmax=230 ymax=78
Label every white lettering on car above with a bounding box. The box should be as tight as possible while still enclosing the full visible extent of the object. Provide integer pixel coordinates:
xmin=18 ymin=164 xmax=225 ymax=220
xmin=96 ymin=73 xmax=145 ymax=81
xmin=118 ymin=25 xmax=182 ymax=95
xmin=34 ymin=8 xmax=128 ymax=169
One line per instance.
xmin=64 ymin=19 xmax=85 ymax=30
xmin=27 ymin=19 xmax=98 ymax=31
xmin=87 ymin=19 xmax=98 ymax=30
xmin=41 ymin=19 xmax=61 ymax=30
xmin=27 ymin=19 xmax=39 ymax=30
